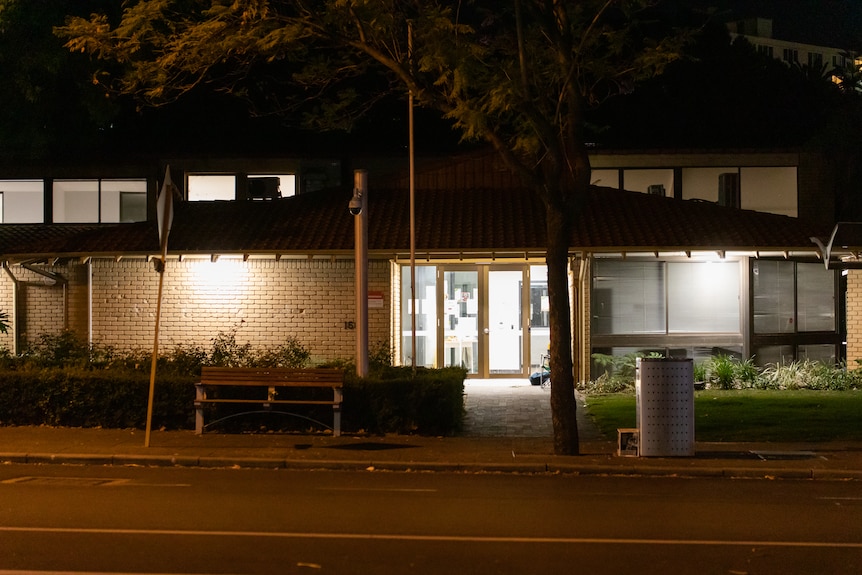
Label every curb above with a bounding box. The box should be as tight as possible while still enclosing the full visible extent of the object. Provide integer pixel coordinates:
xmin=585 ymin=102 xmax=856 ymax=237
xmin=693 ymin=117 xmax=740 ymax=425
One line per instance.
xmin=2 ymin=452 xmax=861 ymax=481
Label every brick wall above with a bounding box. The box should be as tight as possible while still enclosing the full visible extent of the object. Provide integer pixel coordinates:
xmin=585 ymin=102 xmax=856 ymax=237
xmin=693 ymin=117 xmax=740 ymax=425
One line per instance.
xmin=847 ymin=269 xmax=862 ymax=367
xmin=0 ymin=263 xmax=89 ymax=350
xmin=89 ymin=257 xmax=391 ymax=363
xmin=0 ymin=271 xmax=12 ymax=351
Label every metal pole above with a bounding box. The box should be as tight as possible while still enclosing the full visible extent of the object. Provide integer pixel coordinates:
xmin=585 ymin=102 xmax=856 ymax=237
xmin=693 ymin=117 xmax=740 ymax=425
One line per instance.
xmin=353 ymin=170 xmax=369 ymax=377
xmin=408 ymin=22 xmax=417 ymax=371
xmin=144 ymin=266 xmax=165 ymax=448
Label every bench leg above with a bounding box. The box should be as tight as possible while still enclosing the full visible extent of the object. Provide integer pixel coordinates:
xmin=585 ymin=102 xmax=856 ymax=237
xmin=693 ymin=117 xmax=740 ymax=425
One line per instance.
xmin=333 ymin=408 xmax=341 ymax=437
xmin=333 ymin=388 xmax=343 ymax=437
xmin=195 ymin=385 xmax=204 ymax=435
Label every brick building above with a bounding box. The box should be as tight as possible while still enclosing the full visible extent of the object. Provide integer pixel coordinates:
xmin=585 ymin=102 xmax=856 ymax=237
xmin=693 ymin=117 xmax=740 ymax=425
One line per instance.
xmin=0 ymin=150 xmax=856 ymax=381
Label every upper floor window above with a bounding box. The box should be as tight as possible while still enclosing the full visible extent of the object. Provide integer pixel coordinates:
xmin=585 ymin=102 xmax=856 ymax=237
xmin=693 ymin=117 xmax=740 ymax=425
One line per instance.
xmin=188 ymin=175 xmax=235 ymax=201
xmin=808 ymin=52 xmax=823 ymax=68
xmin=756 ymin=44 xmax=774 ymax=58
xmin=0 ymin=180 xmax=44 ymax=223
xmin=188 ymin=173 xmax=297 ymax=201
xmin=53 ymin=179 xmax=147 ymax=223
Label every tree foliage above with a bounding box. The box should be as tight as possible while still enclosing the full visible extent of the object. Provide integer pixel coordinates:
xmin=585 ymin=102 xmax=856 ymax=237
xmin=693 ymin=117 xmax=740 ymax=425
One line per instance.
xmin=0 ymin=0 xmax=123 ymax=159
xmin=58 ymin=0 xmax=689 ymax=454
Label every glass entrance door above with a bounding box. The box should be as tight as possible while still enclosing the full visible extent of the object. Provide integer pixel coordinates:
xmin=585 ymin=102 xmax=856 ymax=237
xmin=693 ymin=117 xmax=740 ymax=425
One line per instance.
xmin=443 ymin=270 xmax=479 ymax=374
xmin=488 ymin=269 xmax=524 ymax=374
xmin=402 ymin=264 xmax=533 ymax=377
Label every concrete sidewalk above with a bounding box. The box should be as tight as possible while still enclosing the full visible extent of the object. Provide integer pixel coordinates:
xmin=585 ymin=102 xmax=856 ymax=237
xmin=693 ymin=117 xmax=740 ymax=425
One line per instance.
xmin=1 ymin=425 xmax=861 ymax=481
xmin=1 ymin=380 xmax=859 ymax=480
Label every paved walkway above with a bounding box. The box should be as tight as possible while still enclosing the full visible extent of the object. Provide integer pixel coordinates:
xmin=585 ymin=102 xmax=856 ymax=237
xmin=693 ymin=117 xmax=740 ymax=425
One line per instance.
xmin=462 ymin=379 xmax=603 ymax=441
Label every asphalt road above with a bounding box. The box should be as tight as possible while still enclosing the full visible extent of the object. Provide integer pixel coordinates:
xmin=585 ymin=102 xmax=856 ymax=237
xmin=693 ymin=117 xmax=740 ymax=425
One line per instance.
xmin=0 ymin=464 xmax=860 ymax=574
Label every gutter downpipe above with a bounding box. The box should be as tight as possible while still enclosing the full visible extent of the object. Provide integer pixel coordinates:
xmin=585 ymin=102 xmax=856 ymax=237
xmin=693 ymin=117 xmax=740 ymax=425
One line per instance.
xmin=2 ymin=262 xmax=20 ymax=355
xmin=579 ymin=254 xmax=590 ymax=384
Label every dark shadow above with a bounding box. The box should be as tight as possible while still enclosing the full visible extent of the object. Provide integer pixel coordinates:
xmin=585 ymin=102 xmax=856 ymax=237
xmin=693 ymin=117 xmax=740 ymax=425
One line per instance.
xmin=324 ymin=442 xmax=420 ymax=452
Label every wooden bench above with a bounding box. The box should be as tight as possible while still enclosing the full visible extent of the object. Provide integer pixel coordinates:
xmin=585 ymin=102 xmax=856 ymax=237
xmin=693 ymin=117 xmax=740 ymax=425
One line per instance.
xmin=194 ymin=367 xmax=344 ymax=436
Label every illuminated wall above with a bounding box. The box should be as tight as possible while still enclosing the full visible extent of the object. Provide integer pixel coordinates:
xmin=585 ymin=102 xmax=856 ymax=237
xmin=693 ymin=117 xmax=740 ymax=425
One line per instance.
xmin=90 ymin=258 xmax=391 ymax=363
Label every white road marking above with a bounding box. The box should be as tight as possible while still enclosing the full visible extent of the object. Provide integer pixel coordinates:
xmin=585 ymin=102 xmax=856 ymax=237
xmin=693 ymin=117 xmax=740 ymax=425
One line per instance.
xmin=0 ymin=476 xmax=190 ymax=488
xmin=0 ymin=526 xmax=860 ymax=548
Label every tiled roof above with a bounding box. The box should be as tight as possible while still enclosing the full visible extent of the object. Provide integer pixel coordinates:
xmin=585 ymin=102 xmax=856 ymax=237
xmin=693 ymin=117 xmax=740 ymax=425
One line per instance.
xmin=0 ymin=186 xmax=830 ymax=261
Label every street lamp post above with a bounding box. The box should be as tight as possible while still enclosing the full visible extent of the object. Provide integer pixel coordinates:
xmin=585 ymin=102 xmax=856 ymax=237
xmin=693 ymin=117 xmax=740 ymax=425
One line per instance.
xmin=350 ymin=170 xmax=369 ymax=377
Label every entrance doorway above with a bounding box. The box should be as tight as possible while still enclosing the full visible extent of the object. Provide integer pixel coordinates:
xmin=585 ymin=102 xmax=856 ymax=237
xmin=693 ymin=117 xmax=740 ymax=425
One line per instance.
xmin=400 ymin=264 xmax=549 ymax=378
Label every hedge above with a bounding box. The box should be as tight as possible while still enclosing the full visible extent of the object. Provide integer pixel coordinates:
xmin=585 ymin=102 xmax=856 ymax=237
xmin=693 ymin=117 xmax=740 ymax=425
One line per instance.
xmin=0 ymin=366 xmax=467 ymax=436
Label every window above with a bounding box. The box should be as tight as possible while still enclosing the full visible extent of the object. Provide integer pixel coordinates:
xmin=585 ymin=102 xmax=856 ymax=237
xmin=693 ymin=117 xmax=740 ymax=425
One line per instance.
xmin=188 ymin=175 xmax=235 ymax=201
xmin=752 ymin=260 xmax=795 ymax=334
xmin=739 ymin=167 xmax=797 ymax=216
xmin=592 ymin=260 xmax=666 ymax=335
xmin=752 ymin=261 xmax=835 ymax=334
xmin=592 ymin=260 xmax=740 ymax=336
xmin=53 ymin=180 xmax=98 ymax=223
xmin=0 ymin=180 xmax=43 ymax=223
xmin=53 ymin=179 xmax=147 ymax=223
xmin=783 ymin=48 xmax=798 ymax=63
xmin=808 ymin=52 xmax=823 ymax=68
xmin=103 ymin=180 xmax=147 ymax=223
xmin=120 ymin=192 xmax=147 ymax=222
xmin=796 ymin=263 xmax=835 ymax=332
xmin=757 ymin=44 xmax=773 ymax=58
xmin=249 ymin=175 xmax=297 ymax=198
xmin=622 ymin=169 xmax=674 ymax=196
xmin=401 ymin=266 xmax=437 ymax=368
xmin=668 ymin=262 xmax=740 ymax=333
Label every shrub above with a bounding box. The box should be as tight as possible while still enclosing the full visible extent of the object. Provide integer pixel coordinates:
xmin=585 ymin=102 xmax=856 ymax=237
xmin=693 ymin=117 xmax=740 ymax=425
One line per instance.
xmin=758 ymin=360 xmax=861 ymax=391
xmin=0 ymin=368 xmax=195 ymax=429
xmin=208 ymin=326 xmax=254 ymax=367
xmin=343 ymin=366 xmax=466 ymax=435
xmin=254 ymin=337 xmax=311 ymax=368
xmin=582 ymin=351 xmax=664 ymax=393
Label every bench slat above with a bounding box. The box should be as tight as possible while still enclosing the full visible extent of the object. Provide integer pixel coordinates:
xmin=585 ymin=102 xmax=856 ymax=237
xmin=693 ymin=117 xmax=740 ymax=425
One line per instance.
xmin=195 ymin=399 xmax=338 ymax=406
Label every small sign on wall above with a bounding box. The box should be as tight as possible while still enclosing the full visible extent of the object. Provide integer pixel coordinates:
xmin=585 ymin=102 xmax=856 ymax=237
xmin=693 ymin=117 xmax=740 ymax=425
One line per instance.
xmin=368 ymin=291 xmax=384 ymax=308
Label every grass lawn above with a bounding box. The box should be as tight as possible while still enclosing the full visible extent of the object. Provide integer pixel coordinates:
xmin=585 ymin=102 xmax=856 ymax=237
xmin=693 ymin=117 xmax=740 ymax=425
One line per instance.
xmin=583 ymin=389 xmax=862 ymax=442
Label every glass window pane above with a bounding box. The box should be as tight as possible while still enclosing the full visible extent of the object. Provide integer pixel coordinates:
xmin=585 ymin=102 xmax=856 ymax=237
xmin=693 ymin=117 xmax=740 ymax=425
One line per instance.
xmin=740 ymin=167 xmax=797 ymax=216
xmin=443 ymin=270 xmax=478 ymax=374
xmin=249 ymin=175 xmax=296 ymax=198
xmin=53 ymin=180 xmax=98 ymax=223
xmin=796 ymin=263 xmax=835 ymax=332
xmin=120 ymin=192 xmax=147 ymax=222
xmin=754 ymin=345 xmax=794 ymax=367
xmin=188 ymin=175 xmax=235 ymax=201
xmin=668 ymin=262 xmax=740 ymax=333
xmin=101 ymin=179 xmax=148 ymax=223
xmin=752 ymin=260 xmax=795 ymax=334
xmin=592 ymin=260 xmax=665 ymax=335
xmin=529 ymin=265 xmax=550 ymax=371
xmin=0 ymin=180 xmax=43 ymax=223
xmin=798 ymin=344 xmax=836 ymax=365
xmin=401 ymin=266 xmax=437 ymax=368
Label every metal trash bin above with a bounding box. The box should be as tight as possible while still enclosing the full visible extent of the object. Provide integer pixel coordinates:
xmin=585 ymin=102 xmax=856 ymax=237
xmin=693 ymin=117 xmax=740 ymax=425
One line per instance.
xmin=636 ymin=357 xmax=695 ymax=457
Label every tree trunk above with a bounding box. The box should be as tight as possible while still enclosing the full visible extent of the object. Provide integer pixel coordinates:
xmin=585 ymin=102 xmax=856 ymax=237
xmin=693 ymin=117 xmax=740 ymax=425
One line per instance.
xmin=546 ymin=205 xmax=580 ymax=455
